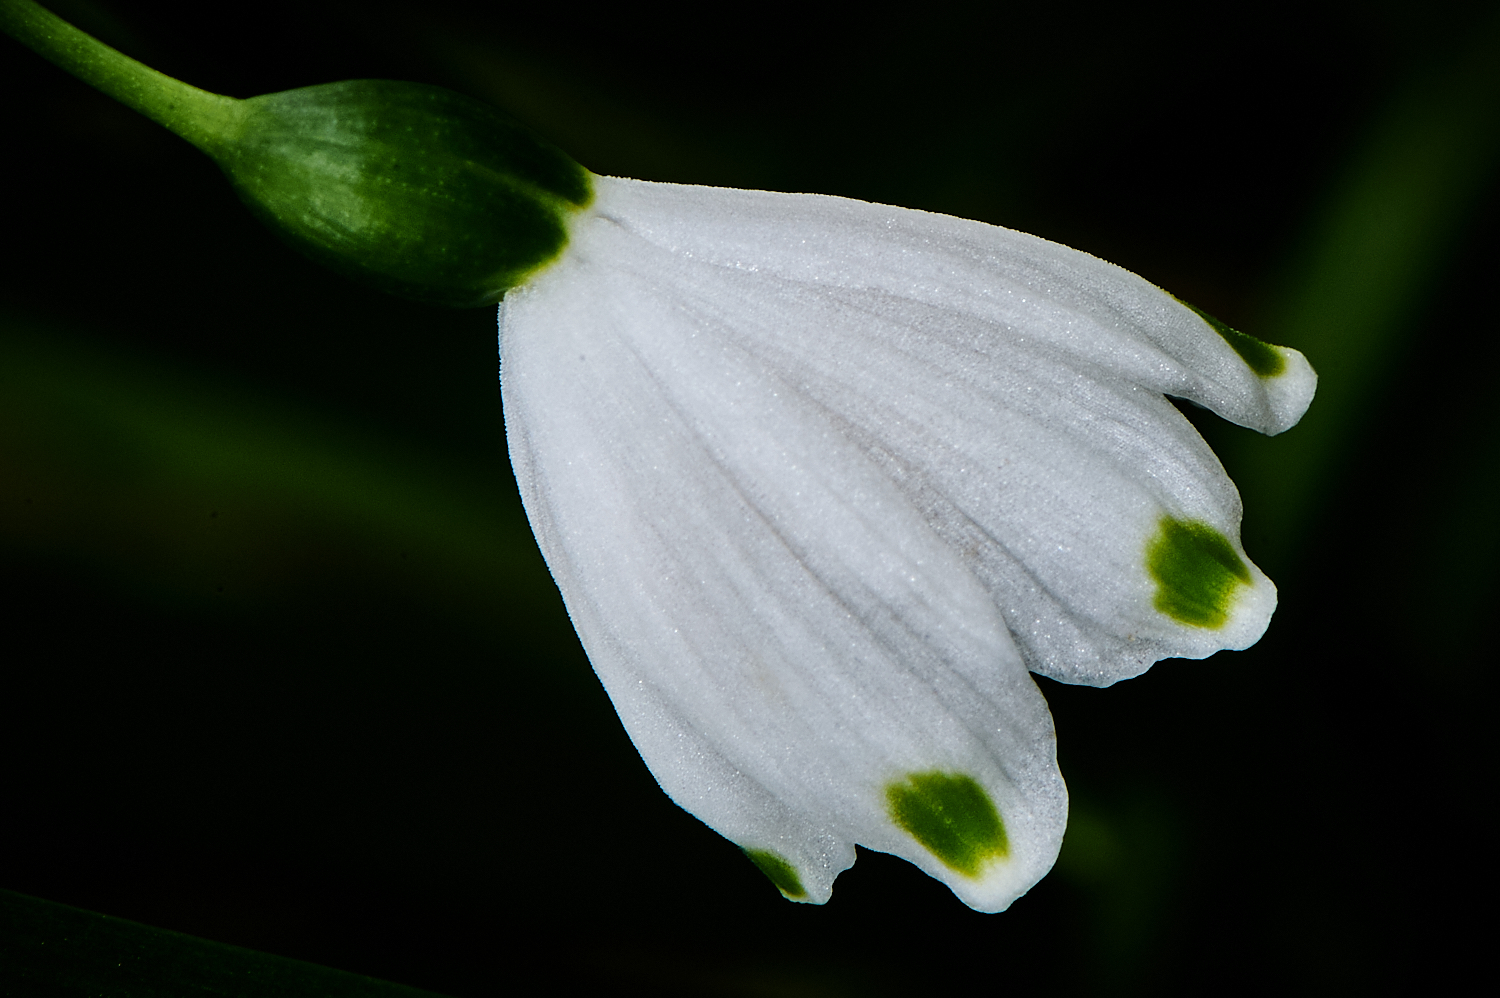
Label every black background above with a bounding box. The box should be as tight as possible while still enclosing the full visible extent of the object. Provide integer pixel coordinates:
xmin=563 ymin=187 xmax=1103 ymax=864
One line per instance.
xmin=2 ymin=1 xmax=1496 ymax=994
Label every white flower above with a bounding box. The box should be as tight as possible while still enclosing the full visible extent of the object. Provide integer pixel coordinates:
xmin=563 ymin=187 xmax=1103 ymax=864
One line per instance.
xmin=498 ymin=175 xmax=1316 ymax=912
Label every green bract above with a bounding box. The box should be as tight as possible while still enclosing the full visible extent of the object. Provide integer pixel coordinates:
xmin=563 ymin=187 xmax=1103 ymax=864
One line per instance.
xmin=222 ymin=82 xmax=591 ymax=307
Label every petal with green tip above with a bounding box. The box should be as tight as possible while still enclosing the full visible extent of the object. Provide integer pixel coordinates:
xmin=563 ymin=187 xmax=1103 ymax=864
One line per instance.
xmin=1147 ymin=517 xmax=1254 ymax=629
xmin=500 ymin=176 xmax=1311 ymax=910
xmin=742 ymin=849 xmax=808 ymax=900
xmin=887 ymin=772 xmax=1010 ymax=877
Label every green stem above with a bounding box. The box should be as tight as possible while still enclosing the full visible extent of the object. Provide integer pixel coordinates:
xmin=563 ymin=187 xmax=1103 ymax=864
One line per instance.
xmin=0 ymin=0 xmax=244 ymax=153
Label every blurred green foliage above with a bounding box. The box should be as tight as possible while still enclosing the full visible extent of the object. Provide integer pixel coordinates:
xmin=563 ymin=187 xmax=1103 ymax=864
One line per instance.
xmin=0 ymin=310 xmax=548 ymax=618
xmin=2 ymin=1 xmax=1496 ymax=995
xmin=1224 ymin=7 xmax=1500 ymax=572
xmin=2 ymin=889 xmax=448 ymax=997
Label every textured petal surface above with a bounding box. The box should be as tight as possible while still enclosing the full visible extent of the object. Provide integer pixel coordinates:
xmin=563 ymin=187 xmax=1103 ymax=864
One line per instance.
xmin=499 ymin=176 xmax=1313 ymax=908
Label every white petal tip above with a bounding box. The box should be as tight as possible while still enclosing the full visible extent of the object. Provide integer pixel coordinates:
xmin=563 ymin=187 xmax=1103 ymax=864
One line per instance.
xmin=1261 ymin=345 xmax=1318 ymax=436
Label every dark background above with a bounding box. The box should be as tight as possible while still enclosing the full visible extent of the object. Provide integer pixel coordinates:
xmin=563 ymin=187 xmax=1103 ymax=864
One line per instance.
xmin=3 ymin=1 xmax=1496 ymax=993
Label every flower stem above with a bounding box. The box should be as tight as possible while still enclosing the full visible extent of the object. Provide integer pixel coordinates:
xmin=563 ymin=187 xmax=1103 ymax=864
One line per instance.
xmin=0 ymin=0 xmax=244 ymax=153
xmin=2 ymin=0 xmax=589 ymax=306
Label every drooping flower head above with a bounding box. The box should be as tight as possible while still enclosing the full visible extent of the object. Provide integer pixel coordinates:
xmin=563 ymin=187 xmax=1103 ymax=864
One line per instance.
xmin=4 ymin=0 xmax=1316 ymax=913
xmin=501 ymin=176 xmax=1314 ymax=911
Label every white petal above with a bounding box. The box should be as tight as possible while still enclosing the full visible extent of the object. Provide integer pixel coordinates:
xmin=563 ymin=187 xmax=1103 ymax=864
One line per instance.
xmin=499 ymin=176 xmax=1312 ymax=908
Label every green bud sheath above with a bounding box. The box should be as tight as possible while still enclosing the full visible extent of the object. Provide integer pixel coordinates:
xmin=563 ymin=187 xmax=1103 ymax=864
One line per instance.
xmin=227 ymin=82 xmax=592 ymax=307
xmin=1 ymin=0 xmax=591 ymax=307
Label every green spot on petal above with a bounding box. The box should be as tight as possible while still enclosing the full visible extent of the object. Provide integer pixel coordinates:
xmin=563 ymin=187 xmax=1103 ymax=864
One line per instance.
xmin=1180 ymin=300 xmax=1287 ymax=378
xmin=885 ymin=771 xmax=1009 ymax=878
xmin=742 ymin=848 xmax=806 ymax=899
xmin=1146 ymin=516 xmax=1252 ymax=629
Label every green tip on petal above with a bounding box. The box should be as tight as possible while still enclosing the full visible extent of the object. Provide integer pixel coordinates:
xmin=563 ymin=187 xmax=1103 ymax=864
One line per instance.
xmin=1178 ymin=300 xmax=1287 ymax=378
xmin=886 ymin=772 xmax=1009 ymax=877
xmin=742 ymin=848 xmax=807 ymax=899
xmin=1146 ymin=516 xmax=1252 ymax=629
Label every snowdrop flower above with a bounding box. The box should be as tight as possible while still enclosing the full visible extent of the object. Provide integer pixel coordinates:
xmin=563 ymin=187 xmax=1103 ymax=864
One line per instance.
xmin=500 ymin=175 xmax=1315 ymax=912
xmin=4 ymin=1 xmax=1316 ymax=912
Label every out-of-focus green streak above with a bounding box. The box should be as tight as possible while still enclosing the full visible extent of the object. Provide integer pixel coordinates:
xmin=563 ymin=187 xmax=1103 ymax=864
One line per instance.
xmin=1054 ymin=788 xmax=1182 ymax=991
xmin=0 ymin=310 xmax=551 ymax=625
xmin=1229 ymin=10 xmax=1500 ymax=573
xmin=1 ymin=889 xmax=452 ymax=998
xmin=1421 ymin=406 xmax=1500 ymax=674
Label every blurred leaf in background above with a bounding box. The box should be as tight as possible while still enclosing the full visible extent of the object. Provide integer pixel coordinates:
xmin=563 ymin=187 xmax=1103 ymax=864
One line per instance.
xmin=2 ymin=889 xmax=450 ymax=997
xmin=2 ymin=1 xmax=1496 ymax=995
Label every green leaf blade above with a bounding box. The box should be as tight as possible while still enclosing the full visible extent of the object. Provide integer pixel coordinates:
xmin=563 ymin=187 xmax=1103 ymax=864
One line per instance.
xmin=0 ymin=889 xmax=452 ymax=998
